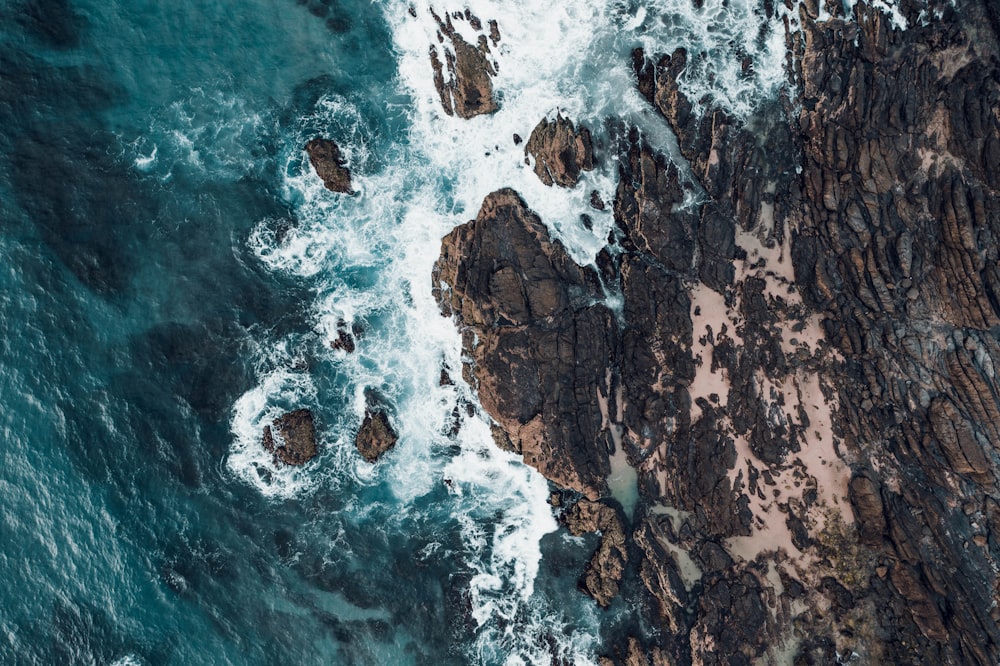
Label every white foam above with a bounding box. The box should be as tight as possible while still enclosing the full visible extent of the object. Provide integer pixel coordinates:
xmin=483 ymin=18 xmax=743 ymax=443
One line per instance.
xmin=228 ymin=0 xmax=907 ymax=658
xmin=133 ymin=144 xmax=157 ymax=171
xmin=227 ymin=363 xmax=323 ymax=498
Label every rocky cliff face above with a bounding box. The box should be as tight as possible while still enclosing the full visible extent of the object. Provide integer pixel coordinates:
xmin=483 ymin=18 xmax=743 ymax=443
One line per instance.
xmin=432 ymin=1 xmax=1000 ymax=663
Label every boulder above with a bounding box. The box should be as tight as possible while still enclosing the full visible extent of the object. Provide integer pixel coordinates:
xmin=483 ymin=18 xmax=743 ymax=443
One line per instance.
xmin=304 ymin=138 xmax=353 ymax=193
xmin=355 ymin=409 xmax=398 ymax=462
xmin=524 ymin=115 xmax=594 ymax=187
xmin=433 ymin=189 xmax=614 ymax=498
xmin=263 ymin=409 xmax=318 ymax=465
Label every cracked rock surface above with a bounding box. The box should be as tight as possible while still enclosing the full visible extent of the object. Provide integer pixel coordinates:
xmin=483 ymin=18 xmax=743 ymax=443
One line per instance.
xmin=432 ymin=1 xmax=1000 ymax=663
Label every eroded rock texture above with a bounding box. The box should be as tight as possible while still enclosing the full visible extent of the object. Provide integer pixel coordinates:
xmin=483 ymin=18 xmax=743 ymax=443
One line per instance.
xmin=304 ymin=137 xmax=353 ymax=194
xmin=263 ymin=409 xmax=318 ymax=466
xmin=433 ymin=0 xmax=1000 ymax=663
xmin=355 ymin=409 xmax=397 ymax=462
xmin=524 ymin=115 xmax=595 ymax=187
xmin=562 ymin=499 xmax=629 ymax=607
xmin=433 ymin=189 xmax=614 ymax=498
xmin=428 ymin=8 xmax=498 ymax=119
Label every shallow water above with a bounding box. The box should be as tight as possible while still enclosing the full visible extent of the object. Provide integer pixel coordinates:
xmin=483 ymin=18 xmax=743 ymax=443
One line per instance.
xmin=0 ymin=0 xmax=816 ymax=662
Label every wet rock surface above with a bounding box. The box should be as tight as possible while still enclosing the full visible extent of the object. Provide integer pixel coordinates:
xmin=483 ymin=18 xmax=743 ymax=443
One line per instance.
xmin=431 ymin=1 xmax=1000 ymax=664
xmin=562 ymin=499 xmax=628 ymax=607
xmin=433 ymin=189 xmax=614 ymax=498
xmin=263 ymin=409 xmax=318 ymax=466
xmin=304 ymin=137 xmax=353 ymax=194
xmin=354 ymin=408 xmax=398 ymax=463
xmin=524 ymin=115 xmax=594 ymax=187
xmin=427 ymin=8 xmax=498 ymax=119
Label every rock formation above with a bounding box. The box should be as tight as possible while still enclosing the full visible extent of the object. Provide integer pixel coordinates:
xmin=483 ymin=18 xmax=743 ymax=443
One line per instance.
xmin=304 ymin=137 xmax=353 ymax=194
xmin=433 ymin=189 xmax=614 ymax=499
xmin=428 ymin=8 xmax=498 ymax=119
xmin=431 ymin=0 xmax=1000 ymax=663
xmin=524 ymin=115 xmax=594 ymax=187
xmin=355 ymin=409 xmax=398 ymax=463
xmin=263 ymin=409 xmax=318 ymax=465
xmin=562 ymin=499 xmax=629 ymax=607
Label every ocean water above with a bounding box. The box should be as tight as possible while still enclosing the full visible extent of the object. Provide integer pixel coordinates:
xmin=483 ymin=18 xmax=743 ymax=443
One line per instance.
xmin=0 ymin=0 xmax=898 ymax=663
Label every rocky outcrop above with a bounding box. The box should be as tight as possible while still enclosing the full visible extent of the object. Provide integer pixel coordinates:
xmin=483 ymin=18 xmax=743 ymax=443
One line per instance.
xmin=304 ymin=138 xmax=353 ymax=194
xmin=433 ymin=189 xmax=613 ymax=498
xmin=428 ymin=9 xmax=498 ymax=119
xmin=785 ymin=6 xmax=1000 ymax=662
xmin=562 ymin=499 xmax=628 ymax=607
xmin=429 ymin=1 xmax=1000 ymax=663
xmin=263 ymin=409 xmax=318 ymax=465
xmin=524 ymin=115 xmax=594 ymax=187
xmin=355 ymin=409 xmax=398 ymax=463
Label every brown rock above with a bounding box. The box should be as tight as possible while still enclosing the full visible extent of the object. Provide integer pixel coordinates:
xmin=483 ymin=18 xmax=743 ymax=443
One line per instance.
xmin=563 ymin=499 xmax=628 ymax=607
xmin=428 ymin=11 xmax=497 ymax=119
xmin=304 ymin=138 xmax=353 ymax=194
xmin=265 ymin=409 xmax=319 ymax=465
xmin=330 ymin=319 xmax=356 ymax=352
xmin=524 ymin=115 xmax=594 ymax=187
xmin=355 ymin=409 xmax=398 ymax=462
xmin=433 ymin=189 xmax=613 ymax=498
xmin=848 ymin=473 xmax=886 ymax=545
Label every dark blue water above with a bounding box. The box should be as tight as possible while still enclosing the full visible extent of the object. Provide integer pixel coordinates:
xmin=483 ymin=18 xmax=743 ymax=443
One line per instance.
xmin=0 ymin=0 xmax=797 ymax=663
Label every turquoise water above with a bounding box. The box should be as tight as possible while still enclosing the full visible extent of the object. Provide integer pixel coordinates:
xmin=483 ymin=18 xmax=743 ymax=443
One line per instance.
xmin=0 ymin=0 xmax=796 ymax=663
xmin=0 ymin=1 xmax=607 ymax=663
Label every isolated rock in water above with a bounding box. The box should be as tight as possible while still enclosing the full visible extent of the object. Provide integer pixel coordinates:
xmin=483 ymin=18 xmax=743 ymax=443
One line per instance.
xmin=263 ymin=409 xmax=318 ymax=466
xmin=330 ymin=319 xmax=356 ymax=353
xmin=355 ymin=409 xmax=398 ymax=462
xmin=304 ymin=137 xmax=353 ymax=193
xmin=525 ymin=115 xmax=594 ymax=187
xmin=428 ymin=9 xmax=498 ymax=118
xmin=562 ymin=499 xmax=628 ymax=607
xmin=433 ymin=189 xmax=613 ymax=499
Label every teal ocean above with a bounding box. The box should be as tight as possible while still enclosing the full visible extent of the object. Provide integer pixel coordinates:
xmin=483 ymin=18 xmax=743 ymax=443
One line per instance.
xmin=0 ymin=0 xmax=787 ymax=663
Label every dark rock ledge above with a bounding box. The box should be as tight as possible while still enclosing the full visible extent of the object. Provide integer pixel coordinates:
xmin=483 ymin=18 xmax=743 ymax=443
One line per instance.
xmin=304 ymin=137 xmax=353 ymax=194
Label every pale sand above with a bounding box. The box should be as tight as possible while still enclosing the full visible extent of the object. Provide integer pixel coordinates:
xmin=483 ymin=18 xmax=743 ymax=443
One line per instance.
xmin=688 ymin=283 xmax=740 ymax=421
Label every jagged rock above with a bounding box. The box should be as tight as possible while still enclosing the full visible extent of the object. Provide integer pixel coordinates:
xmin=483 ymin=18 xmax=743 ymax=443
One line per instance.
xmin=563 ymin=499 xmax=629 ymax=607
xmin=633 ymin=516 xmax=689 ymax=634
xmin=429 ymin=2 xmax=1000 ymax=663
xmin=524 ymin=115 xmax=594 ymax=187
xmin=433 ymin=189 xmax=613 ymax=498
xmin=304 ymin=138 xmax=353 ymax=193
xmin=263 ymin=409 xmax=318 ymax=465
xmin=330 ymin=319 xmax=356 ymax=352
xmin=691 ymin=569 xmax=769 ymax=665
xmin=614 ymin=133 xmax=692 ymax=274
xmin=428 ymin=10 xmax=497 ymax=119
xmin=355 ymin=409 xmax=397 ymax=462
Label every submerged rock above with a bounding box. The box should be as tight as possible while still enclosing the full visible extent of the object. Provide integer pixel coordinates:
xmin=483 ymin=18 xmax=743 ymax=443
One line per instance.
xmin=524 ymin=115 xmax=594 ymax=187
xmin=304 ymin=137 xmax=353 ymax=194
xmin=355 ymin=409 xmax=398 ymax=462
xmin=263 ymin=409 xmax=318 ymax=466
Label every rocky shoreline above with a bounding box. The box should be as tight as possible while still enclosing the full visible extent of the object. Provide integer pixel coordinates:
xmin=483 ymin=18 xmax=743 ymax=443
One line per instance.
xmin=426 ymin=1 xmax=1000 ymax=664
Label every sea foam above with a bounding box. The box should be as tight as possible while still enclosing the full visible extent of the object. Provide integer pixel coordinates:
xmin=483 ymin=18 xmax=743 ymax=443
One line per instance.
xmin=227 ymin=0 xmax=914 ymax=660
